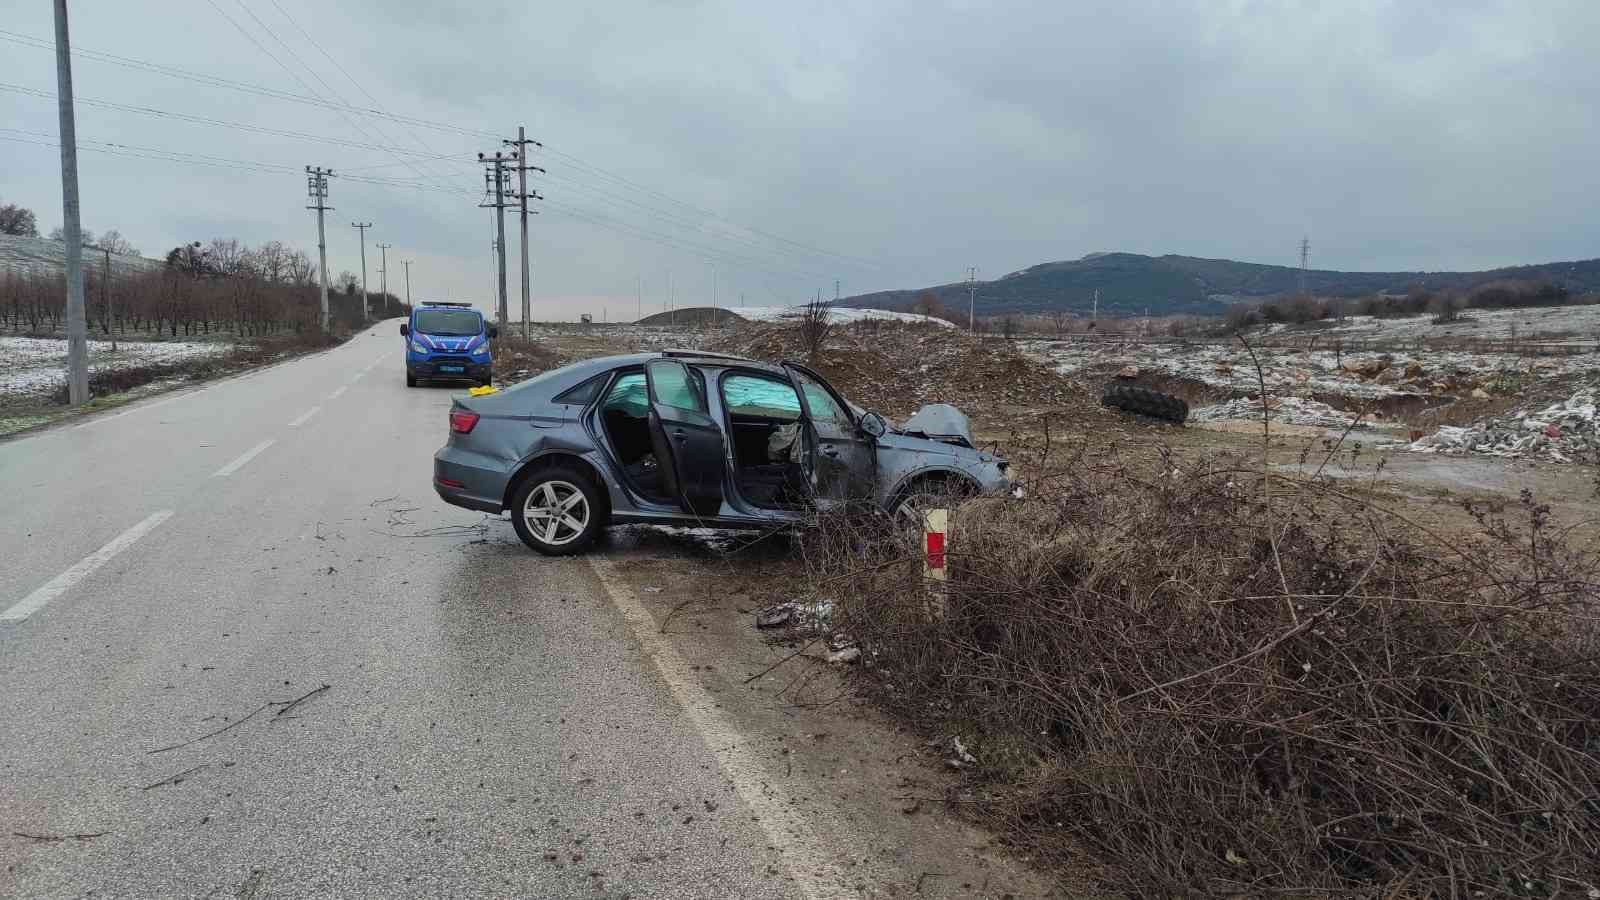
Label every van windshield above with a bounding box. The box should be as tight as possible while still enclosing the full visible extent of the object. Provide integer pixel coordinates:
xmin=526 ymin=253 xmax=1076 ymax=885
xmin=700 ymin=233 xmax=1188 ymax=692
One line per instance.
xmin=413 ymin=309 xmax=482 ymax=336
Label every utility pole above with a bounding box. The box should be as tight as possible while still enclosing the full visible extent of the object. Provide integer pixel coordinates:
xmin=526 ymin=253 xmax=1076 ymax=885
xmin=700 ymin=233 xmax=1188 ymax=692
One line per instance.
xmin=351 ymin=221 xmax=372 ymax=321
xmin=966 ymin=267 xmax=977 ymax=333
xmin=1092 ymin=289 xmax=1099 ymax=322
xmin=376 ymin=242 xmax=392 ymax=315
xmin=1298 ymin=236 xmax=1311 ymax=297
xmin=834 ymin=279 xmax=840 ymax=303
xmin=95 ymin=242 xmax=114 ymax=351
xmin=636 ymin=274 xmax=641 ymax=322
xmin=54 ymin=0 xmax=88 ymax=404
xmin=478 ymin=150 xmax=515 ymax=331
xmin=401 ymin=259 xmax=412 ymax=308
xmin=306 ymin=166 xmax=334 ymax=332
xmin=503 ymin=127 xmax=544 ymax=339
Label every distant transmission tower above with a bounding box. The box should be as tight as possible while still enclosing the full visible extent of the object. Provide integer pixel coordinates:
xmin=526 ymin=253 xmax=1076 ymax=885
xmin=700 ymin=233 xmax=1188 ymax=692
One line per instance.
xmin=1299 ymin=236 xmax=1311 ymax=297
xmin=966 ymin=267 xmax=977 ymax=332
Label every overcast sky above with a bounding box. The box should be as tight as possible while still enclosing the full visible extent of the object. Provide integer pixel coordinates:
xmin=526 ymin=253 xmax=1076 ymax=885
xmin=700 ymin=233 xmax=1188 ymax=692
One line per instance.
xmin=3 ymin=0 xmax=1597 ymax=320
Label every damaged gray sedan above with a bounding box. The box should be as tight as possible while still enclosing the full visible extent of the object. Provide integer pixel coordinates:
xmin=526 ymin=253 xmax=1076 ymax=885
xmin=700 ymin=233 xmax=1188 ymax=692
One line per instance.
xmin=432 ymin=351 xmax=1016 ymax=555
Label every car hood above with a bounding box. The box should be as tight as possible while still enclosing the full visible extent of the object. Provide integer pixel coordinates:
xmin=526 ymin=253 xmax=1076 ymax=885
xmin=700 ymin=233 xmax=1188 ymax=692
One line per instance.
xmin=894 ymin=403 xmax=974 ymax=449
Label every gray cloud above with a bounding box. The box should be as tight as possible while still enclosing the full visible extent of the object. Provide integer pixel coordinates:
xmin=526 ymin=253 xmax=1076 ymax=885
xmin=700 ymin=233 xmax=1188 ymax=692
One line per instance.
xmin=3 ymin=0 xmax=1596 ymax=320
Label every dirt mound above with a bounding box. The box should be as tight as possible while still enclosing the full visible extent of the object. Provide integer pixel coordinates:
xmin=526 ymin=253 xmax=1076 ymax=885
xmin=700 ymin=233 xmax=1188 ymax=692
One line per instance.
xmin=708 ymin=323 xmax=1097 ymax=428
xmin=634 ymin=306 xmax=745 ymax=326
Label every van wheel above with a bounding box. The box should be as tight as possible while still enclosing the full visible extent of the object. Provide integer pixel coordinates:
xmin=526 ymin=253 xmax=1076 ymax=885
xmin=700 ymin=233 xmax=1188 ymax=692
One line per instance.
xmin=406 ymin=372 xmax=417 ymax=388
xmin=510 ymin=467 xmax=606 ymax=555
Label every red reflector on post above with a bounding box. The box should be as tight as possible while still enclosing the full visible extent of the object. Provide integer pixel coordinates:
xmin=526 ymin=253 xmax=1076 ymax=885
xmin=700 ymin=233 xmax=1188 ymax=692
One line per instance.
xmin=449 ymin=410 xmax=480 ymax=433
xmin=925 ymin=531 xmax=946 ymax=569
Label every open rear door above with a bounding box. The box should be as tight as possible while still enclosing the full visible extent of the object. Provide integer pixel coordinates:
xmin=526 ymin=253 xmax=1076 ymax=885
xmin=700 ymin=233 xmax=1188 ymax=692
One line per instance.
xmin=644 ymin=359 xmax=725 ymax=517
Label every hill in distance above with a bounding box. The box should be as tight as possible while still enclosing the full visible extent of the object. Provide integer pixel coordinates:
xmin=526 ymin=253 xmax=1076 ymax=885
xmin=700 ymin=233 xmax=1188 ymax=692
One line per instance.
xmin=843 ymin=252 xmax=1600 ymax=319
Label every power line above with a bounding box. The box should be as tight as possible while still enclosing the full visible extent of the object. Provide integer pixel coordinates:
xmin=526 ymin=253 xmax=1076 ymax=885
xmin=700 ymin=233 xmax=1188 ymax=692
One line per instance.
xmin=0 ymin=28 xmax=496 ymax=137
xmin=0 ymin=82 xmax=478 ymax=163
xmin=205 ymin=0 xmax=460 ymax=194
xmin=0 ymin=29 xmax=883 ymax=272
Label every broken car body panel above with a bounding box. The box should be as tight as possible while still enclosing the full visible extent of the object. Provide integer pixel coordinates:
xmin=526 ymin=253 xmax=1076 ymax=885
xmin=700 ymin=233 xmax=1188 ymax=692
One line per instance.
xmin=432 ymin=352 xmax=1013 ymax=536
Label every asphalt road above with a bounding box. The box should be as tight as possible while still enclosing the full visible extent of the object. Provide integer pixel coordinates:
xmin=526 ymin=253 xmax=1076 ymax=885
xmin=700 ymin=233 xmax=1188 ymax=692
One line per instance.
xmin=0 ymin=323 xmax=849 ymax=899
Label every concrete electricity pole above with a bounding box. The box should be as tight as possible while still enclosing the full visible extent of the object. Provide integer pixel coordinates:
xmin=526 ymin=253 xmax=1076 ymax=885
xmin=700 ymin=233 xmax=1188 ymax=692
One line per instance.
xmin=351 ymin=221 xmax=372 ymax=321
xmin=53 ymin=0 xmax=89 ymax=405
xmin=305 ymin=166 xmax=335 ymax=332
xmin=503 ymin=127 xmax=544 ymax=339
xmin=401 ymin=259 xmax=412 ymax=308
xmin=478 ymin=151 xmax=514 ymax=330
xmin=376 ymin=243 xmax=392 ymax=315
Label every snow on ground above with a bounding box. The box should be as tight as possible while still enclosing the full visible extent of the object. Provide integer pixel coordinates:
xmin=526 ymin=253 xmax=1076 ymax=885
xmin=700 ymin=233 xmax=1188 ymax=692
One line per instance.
xmin=737 ymin=306 xmax=956 ymax=327
xmin=1022 ymin=338 xmax=1600 ymax=402
xmin=0 ymin=336 xmax=233 ymax=399
xmin=1404 ymin=385 xmax=1597 ymax=463
xmin=1264 ymin=305 xmax=1600 ymax=343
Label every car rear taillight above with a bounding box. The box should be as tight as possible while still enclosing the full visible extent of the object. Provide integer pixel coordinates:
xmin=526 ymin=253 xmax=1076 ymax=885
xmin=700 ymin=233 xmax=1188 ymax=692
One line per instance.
xmin=449 ymin=410 xmax=480 ymax=434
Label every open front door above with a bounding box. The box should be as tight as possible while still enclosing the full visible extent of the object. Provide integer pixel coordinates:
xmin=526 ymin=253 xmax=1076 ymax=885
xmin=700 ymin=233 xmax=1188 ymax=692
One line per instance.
xmin=644 ymin=359 xmax=725 ymax=517
xmin=784 ymin=362 xmax=877 ymax=505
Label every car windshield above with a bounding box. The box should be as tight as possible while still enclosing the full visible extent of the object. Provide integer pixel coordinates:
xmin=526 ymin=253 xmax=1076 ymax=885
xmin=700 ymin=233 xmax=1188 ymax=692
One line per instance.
xmin=413 ymin=309 xmax=482 ymax=336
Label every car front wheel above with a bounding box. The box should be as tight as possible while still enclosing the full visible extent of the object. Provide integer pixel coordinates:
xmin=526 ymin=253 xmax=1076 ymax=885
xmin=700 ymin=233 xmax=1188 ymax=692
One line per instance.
xmin=509 ymin=467 xmax=605 ymax=555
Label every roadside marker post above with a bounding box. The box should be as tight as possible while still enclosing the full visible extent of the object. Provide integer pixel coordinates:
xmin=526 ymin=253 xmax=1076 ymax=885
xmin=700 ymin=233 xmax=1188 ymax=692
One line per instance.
xmin=924 ymin=508 xmax=949 ymax=620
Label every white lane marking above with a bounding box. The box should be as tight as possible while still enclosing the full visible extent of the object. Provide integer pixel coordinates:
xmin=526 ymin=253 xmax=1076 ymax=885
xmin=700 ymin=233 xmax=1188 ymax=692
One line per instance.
xmin=586 ymin=557 xmax=852 ymax=899
xmin=288 ymin=406 xmax=322 ymax=427
xmin=211 ymin=439 xmax=275 ymax=478
xmin=1 ymin=510 xmax=175 ymax=622
xmin=328 ymin=386 xmax=347 ymax=400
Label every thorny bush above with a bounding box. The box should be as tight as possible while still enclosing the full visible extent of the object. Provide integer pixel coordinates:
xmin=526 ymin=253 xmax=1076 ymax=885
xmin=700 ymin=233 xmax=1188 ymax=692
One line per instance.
xmin=795 ymin=440 xmax=1600 ymax=897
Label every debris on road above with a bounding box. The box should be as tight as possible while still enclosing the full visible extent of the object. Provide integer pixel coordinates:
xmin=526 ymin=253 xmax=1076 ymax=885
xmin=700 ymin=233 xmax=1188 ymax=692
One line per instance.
xmin=1407 ymin=385 xmax=1597 ymax=461
xmin=945 ymin=737 xmax=978 ymax=769
xmin=753 ymin=600 xmax=834 ymax=631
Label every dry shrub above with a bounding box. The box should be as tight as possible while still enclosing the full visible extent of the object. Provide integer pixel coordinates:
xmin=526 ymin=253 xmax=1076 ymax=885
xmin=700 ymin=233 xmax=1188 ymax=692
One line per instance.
xmin=800 ymin=445 xmax=1600 ymax=896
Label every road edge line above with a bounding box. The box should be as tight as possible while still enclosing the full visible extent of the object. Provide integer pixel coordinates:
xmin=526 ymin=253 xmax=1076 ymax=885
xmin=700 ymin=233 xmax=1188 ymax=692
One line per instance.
xmin=585 ymin=556 xmax=852 ymax=900
xmin=1 ymin=510 xmax=175 ymax=622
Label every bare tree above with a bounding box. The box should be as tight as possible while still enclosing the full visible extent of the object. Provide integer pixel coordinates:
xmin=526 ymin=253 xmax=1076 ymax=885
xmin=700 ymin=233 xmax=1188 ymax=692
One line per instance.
xmin=796 ymin=298 xmax=834 ymax=363
xmin=98 ymin=229 xmax=138 ymax=256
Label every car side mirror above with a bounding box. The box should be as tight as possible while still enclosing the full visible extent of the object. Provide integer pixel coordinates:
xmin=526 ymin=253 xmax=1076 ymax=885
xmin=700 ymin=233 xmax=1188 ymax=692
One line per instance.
xmin=488 ymin=325 xmax=499 ymax=339
xmin=859 ymin=411 xmax=888 ymax=439
xmin=399 ymin=323 xmax=410 ymax=336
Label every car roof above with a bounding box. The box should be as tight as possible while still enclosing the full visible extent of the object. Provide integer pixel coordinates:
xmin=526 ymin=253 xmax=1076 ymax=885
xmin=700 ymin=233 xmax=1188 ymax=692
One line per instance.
xmin=559 ymin=351 xmax=786 ymax=378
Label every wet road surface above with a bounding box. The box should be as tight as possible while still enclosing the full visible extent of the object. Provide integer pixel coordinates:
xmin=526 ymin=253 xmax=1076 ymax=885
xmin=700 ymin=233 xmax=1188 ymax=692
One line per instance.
xmin=0 ymin=323 xmax=851 ymax=898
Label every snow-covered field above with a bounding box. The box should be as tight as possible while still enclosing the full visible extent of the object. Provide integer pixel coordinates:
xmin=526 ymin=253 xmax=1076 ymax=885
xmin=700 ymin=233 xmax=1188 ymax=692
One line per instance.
xmin=0 ymin=336 xmax=233 ymax=399
xmin=1022 ymin=338 xmax=1600 ymax=402
xmin=1265 ymin=305 xmax=1600 ymax=343
xmin=737 ymin=306 xmax=955 ymax=328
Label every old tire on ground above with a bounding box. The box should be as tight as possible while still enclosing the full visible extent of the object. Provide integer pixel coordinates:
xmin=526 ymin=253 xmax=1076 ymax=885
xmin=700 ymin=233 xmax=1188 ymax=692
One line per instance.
xmin=1101 ymin=385 xmax=1189 ymax=424
xmin=509 ymin=466 xmax=606 ymax=556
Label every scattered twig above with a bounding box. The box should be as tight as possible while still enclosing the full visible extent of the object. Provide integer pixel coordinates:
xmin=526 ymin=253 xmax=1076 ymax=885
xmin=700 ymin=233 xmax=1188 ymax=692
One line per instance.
xmin=273 ymin=683 xmax=330 ymax=718
xmin=142 ymin=763 xmax=210 ymax=791
xmin=12 ymin=831 xmax=109 ymax=843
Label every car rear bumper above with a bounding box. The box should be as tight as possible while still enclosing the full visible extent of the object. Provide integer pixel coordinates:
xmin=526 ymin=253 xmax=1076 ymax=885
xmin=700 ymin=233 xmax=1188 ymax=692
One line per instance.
xmin=433 ymin=449 xmax=505 ymax=514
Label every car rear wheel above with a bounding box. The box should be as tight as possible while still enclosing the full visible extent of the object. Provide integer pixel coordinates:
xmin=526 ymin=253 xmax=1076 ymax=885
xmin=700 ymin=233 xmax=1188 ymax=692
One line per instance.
xmin=510 ymin=467 xmax=605 ymax=555
xmin=406 ymin=371 xmax=417 ymax=388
